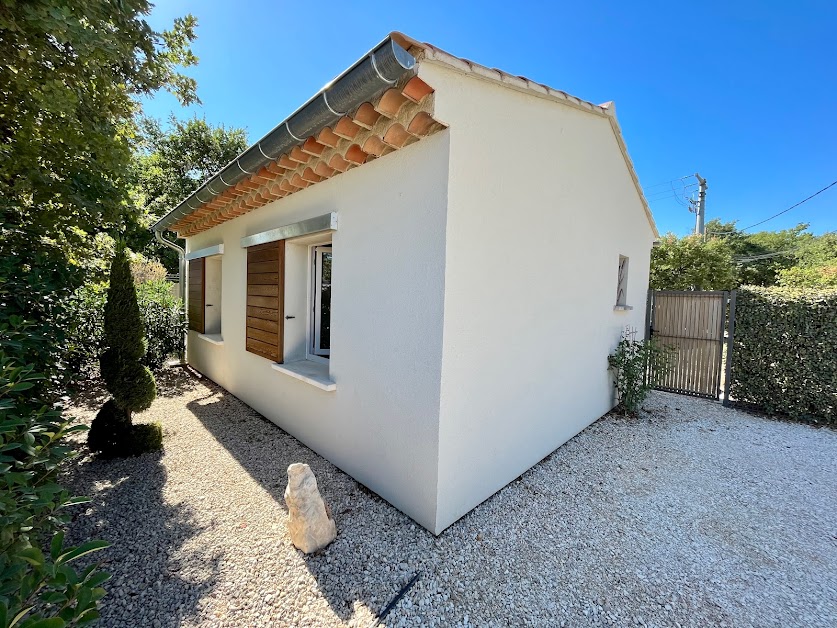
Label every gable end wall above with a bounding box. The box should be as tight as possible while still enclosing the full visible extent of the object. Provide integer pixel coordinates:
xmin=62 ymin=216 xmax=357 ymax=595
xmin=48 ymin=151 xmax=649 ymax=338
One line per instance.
xmin=421 ymin=62 xmax=657 ymax=533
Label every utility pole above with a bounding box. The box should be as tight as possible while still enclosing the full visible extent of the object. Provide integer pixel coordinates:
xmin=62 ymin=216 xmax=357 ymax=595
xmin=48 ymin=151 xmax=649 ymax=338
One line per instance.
xmin=694 ymin=173 xmax=707 ymax=237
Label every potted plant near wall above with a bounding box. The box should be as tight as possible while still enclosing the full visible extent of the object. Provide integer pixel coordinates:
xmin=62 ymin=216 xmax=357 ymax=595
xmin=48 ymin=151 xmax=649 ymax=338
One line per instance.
xmin=88 ymin=245 xmax=162 ymax=457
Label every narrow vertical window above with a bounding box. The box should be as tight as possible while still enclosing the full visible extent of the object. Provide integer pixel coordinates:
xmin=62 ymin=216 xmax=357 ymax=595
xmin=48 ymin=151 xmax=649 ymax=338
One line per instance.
xmin=204 ymin=256 xmax=223 ymax=335
xmin=616 ymin=255 xmax=629 ymax=306
xmin=187 ymin=258 xmax=205 ymax=333
xmin=310 ymin=244 xmax=332 ymax=358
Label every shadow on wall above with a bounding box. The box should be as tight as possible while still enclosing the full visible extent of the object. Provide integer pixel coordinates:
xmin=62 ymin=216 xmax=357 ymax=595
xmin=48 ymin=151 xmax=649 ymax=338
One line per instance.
xmin=183 ymin=373 xmax=436 ymax=624
xmin=64 ymin=449 xmax=220 ymax=627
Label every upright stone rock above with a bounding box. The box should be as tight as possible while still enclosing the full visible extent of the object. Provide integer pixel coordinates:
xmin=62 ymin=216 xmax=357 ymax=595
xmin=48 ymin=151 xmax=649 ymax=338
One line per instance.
xmin=284 ymin=463 xmax=337 ymax=553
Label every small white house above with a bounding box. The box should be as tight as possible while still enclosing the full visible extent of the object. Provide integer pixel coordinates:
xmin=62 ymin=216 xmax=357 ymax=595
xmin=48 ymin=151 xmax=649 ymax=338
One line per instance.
xmin=153 ymin=32 xmax=658 ymax=534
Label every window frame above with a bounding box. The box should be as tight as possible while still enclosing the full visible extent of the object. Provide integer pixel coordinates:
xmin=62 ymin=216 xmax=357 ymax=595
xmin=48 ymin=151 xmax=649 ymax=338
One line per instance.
xmin=307 ymin=243 xmax=332 ymax=363
xmin=616 ymin=255 xmax=629 ymax=306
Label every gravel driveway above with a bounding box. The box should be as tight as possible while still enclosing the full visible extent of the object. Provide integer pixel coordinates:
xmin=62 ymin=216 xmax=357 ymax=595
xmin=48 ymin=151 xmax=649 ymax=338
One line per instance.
xmin=64 ymin=368 xmax=837 ymax=627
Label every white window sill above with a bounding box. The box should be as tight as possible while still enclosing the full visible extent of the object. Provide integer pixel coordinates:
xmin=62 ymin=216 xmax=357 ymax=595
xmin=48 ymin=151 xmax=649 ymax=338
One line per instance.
xmin=272 ymin=360 xmax=336 ymax=392
xmin=198 ymin=333 xmax=224 ymax=345
xmin=613 ymin=305 xmax=633 ymax=312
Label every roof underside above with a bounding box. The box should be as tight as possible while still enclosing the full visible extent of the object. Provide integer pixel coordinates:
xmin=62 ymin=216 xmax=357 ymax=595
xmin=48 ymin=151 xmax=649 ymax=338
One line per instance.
xmin=157 ymin=32 xmax=657 ymax=238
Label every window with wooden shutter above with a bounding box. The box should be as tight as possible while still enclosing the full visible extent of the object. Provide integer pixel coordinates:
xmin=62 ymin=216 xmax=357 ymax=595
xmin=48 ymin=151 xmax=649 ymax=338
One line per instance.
xmin=246 ymin=240 xmax=285 ymax=362
xmin=187 ymin=257 xmax=205 ymax=333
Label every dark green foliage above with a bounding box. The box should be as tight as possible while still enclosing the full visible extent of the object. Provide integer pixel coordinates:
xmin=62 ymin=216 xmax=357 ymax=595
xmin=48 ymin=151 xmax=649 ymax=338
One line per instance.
xmin=608 ymin=329 xmax=675 ymax=415
xmin=0 ymin=225 xmax=78 ymax=399
xmin=0 ymin=322 xmax=109 ymax=626
xmin=132 ymin=423 xmax=164 ymax=454
xmin=138 ymin=283 xmax=187 ymax=371
xmin=730 ymin=286 xmax=837 ymax=424
xmin=103 ymin=248 xmax=147 ymax=364
xmin=101 ymin=354 xmax=157 ymax=413
xmin=778 ymin=232 xmax=837 ymax=288
xmin=87 ymin=401 xmax=131 ymax=458
xmin=1 ymin=1 xmax=198 ymax=621
xmin=88 ymin=401 xmax=162 ymax=458
xmin=92 ymin=248 xmax=159 ymax=457
xmin=100 ymin=247 xmax=157 ymax=415
xmin=67 ymin=280 xmax=186 ymax=377
xmin=705 ymin=220 xmax=812 ymax=287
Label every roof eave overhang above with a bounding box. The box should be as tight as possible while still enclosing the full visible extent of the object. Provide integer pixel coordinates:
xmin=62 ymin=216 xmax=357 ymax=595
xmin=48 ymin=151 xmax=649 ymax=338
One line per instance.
xmin=153 ymin=35 xmax=419 ymax=234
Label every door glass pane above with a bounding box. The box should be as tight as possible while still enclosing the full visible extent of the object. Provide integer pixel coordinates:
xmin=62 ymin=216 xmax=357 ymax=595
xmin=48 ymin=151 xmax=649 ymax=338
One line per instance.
xmin=319 ymin=252 xmax=331 ymax=351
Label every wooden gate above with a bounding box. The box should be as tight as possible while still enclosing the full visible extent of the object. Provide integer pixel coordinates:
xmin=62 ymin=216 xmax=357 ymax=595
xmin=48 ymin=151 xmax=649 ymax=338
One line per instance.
xmin=646 ymin=290 xmax=734 ymax=399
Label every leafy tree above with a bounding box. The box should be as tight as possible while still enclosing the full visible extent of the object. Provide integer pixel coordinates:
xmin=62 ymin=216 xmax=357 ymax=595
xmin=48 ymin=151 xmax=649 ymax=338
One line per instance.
xmin=778 ymin=232 xmax=837 ymax=288
xmin=88 ymin=247 xmax=160 ymax=457
xmin=1 ymin=1 xmax=199 ymax=241
xmin=0 ymin=2 xmax=197 ymax=616
xmin=705 ymin=219 xmax=837 ymax=289
xmin=128 ymin=115 xmax=248 ymax=271
xmin=0 ymin=1 xmax=200 ymax=380
xmin=795 ymin=231 xmax=837 ymax=267
xmin=704 ymin=219 xmax=813 ymax=286
xmin=650 ymin=233 xmax=738 ymax=290
xmin=778 ymin=264 xmax=837 ymax=288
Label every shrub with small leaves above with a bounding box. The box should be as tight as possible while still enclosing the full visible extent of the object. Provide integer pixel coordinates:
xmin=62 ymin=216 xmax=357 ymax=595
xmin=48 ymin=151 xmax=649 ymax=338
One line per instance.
xmin=0 ymin=321 xmax=110 ymax=627
xmin=730 ymin=286 xmax=837 ymax=424
xmin=88 ymin=247 xmax=160 ymax=457
xmin=608 ymin=328 xmax=675 ymax=415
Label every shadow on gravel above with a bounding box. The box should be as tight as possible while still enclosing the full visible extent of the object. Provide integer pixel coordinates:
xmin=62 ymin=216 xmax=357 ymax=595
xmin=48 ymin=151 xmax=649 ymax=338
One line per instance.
xmin=184 ymin=375 xmax=429 ymax=624
xmin=70 ymin=367 xmax=196 ymax=413
xmin=65 ymin=448 xmax=220 ymax=628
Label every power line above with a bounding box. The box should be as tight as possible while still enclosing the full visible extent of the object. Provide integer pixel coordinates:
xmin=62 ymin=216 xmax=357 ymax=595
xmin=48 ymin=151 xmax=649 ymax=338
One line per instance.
xmin=647 ymin=192 xmax=682 ymax=203
xmin=740 ymin=180 xmax=836 ymax=230
xmin=642 ymin=175 xmax=694 ymax=190
xmin=709 ymin=179 xmax=837 ymax=235
xmin=645 ymin=183 xmax=697 ymax=200
xmin=646 ymin=184 xmax=699 ymax=203
xmin=734 ymin=250 xmax=798 ymax=262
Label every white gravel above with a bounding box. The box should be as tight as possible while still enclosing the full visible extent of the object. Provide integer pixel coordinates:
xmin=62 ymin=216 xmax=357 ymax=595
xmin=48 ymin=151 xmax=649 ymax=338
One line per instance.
xmin=64 ymin=368 xmax=837 ymax=627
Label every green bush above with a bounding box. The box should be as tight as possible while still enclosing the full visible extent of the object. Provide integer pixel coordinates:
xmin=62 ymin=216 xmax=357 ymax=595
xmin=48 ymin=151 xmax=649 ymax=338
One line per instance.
xmin=132 ymin=423 xmax=164 ymax=453
xmin=730 ymin=286 xmax=837 ymax=424
xmin=608 ymin=328 xmax=675 ymax=415
xmin=0 ymin=321 xmax=110 ymax=626
xmin=136 ymin=280 xmax=186 ymax=371
xmin=88 ymin=400 xmax=162 ymax=458
xmin=67 ymin=279 xmax=185 ymax=377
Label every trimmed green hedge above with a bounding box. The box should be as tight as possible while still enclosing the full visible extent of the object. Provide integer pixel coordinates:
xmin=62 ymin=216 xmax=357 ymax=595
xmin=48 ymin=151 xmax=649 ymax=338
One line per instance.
xmin=730 ymin=286 xmax=837 ymax=425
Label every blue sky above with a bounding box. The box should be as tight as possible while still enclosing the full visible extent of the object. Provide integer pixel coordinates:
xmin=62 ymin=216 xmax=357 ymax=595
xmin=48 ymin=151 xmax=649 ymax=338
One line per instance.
xmin=143 ymin=1 xmax=836 ymax=236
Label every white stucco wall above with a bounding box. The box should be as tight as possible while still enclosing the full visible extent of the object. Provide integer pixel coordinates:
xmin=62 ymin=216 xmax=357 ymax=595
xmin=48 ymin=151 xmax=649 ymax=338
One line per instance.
xmin=185 ymin=132 xmax=451 ymax=531
xmin=420 ymin=62 xmax=657 ymax=533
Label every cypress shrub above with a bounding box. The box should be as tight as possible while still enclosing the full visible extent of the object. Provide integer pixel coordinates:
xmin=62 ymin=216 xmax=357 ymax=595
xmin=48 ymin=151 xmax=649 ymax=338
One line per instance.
xmin=67 ymin=279 xmax=185 ymax=378
xmin=88 ymin=246 xmax=161 ymax=456
xmin=730 ymin=286 xmax=837 ymax=425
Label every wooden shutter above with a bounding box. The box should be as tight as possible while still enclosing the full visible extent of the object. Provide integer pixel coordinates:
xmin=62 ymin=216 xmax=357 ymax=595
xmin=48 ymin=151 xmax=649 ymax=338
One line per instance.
xmin=246 ymin=240 xmax=284 ymax=362
xmin=187 ymin=257 xmax=205 ymax=333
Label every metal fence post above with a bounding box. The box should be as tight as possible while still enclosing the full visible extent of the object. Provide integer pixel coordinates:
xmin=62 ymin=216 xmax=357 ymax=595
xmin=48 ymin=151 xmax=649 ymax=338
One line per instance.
xmin=722 ymin=290 xmax=737 ymax=406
